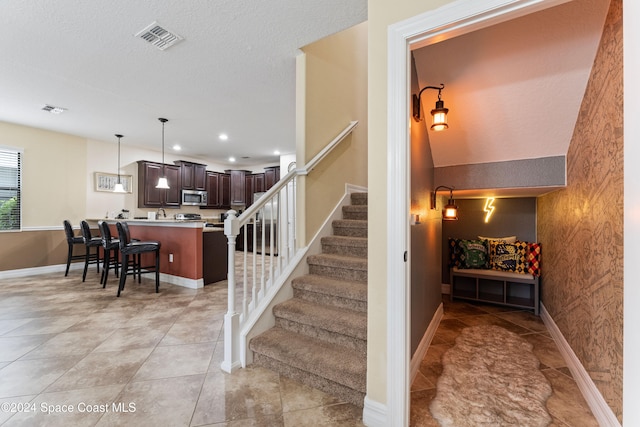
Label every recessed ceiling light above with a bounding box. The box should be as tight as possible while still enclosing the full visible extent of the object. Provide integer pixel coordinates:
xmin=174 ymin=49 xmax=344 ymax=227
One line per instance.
xmin=229 ymin=156 xmax=236 ymax=162
xmin=274 ymin=150 xmax=280 ymax=155
xmin=42 ymin=104 xmax=67 ymax=114
xmin=172 ymin=144 xmax=181 ymax=151
xmin=219 ymin=133 xmax=228 ymax=141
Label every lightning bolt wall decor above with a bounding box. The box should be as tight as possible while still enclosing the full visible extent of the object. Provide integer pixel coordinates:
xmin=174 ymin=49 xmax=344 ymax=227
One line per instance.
xmin=484 ymin=198 xmax=495 ymax=223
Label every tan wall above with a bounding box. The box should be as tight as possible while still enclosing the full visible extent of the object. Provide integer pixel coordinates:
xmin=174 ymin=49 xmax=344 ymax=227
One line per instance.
xmin=537 ymin=0 xmax=623 ymax=420
xmin=300 ymin=22 xmax=368 ymax=245
xmin=1 ymin=121 xmax=88 ymax=227
xmin=367 ymin=0 xmax=453 ymax=404
xmin=0 ymin=122 xmax=87 ymax=271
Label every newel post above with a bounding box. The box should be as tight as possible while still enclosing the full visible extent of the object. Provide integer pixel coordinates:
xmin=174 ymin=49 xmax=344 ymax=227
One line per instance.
xmin=221 ymin=210 xmax=241 ymax=373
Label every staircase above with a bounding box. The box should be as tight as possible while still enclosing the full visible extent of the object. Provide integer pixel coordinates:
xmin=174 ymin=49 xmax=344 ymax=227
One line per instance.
xmin=249 ymin=192 xmax=368 ymax=407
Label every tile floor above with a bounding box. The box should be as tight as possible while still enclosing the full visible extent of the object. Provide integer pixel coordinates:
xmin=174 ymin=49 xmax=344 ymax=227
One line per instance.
xmin=0 ymin=269 xmax=599 ymax=426
xmin=410 ymin=297 xmax=599 ymax=426
xmin=0 ymin=271 xmax=364 ymax=426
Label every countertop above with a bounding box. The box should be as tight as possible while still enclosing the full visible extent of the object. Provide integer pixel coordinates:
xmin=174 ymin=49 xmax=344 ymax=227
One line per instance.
xmin=87 ymin=218 xmax=224 ymax=229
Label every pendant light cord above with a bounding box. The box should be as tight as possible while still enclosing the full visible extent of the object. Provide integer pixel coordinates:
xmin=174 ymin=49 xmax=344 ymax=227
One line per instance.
xmin=159 ymin=118 xmax=168 ymax=177
xmin=115 ymin=134 xmax=124 ymax=184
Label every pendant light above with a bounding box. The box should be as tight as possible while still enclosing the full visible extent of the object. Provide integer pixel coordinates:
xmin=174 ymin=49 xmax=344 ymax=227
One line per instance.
xmin=156 ymin=118 xmax=170 ymax=189
xmin=113 ymin=134 xmax=126 ymax=193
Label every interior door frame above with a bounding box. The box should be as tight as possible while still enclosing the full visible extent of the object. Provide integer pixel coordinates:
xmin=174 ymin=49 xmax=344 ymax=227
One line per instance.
xmin=385 ymin=0 xmax=572 ymax=424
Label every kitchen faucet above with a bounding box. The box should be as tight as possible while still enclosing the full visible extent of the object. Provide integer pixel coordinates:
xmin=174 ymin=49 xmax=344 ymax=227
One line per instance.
xmin=157 ymin=207 xmax=166 ymax=218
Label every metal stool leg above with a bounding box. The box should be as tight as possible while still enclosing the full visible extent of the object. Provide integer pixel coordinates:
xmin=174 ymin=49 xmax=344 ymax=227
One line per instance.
xmin=155 ymin=249 xmax=160 ymax=293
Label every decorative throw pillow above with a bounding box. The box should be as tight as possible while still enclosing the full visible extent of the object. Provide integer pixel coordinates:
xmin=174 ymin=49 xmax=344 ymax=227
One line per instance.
xmin=448 ymin=238 xmax=462 ymax=268
xmin=478 ymin=235 xmax=517 ymax=244
xmin=490 ymin=241 xmax=526 ymax=273
xmin=458 ymin=239 xmax=489 ymax=269
xmin=513 ymin=241 xmax=529 ymax=274
xmin=527 ymin=242 xmax=542 ymax=276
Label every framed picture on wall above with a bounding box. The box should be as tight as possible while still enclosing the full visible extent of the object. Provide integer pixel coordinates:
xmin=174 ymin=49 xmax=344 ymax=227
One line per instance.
xmin=94 ymin=172 xmax=132 ymax=193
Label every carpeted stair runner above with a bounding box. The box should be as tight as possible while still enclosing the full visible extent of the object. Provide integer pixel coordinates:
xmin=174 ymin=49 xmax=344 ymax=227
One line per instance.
xmin=249 ymin=192 xmax=368 ymax=407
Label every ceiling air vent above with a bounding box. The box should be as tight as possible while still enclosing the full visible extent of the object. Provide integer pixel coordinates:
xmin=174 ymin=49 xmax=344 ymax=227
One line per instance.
xmin=136 ymin=21 xmax=183 ymax=51
xmin=41 ymin=105 xmax=67 ymax=114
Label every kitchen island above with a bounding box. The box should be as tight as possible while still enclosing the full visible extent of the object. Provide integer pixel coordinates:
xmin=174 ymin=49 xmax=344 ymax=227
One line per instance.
xmin=89 ymin=219 xmax=228 ymax=289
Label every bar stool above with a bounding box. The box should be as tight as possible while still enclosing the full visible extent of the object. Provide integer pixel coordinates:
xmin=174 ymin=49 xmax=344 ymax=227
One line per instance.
xmin=116 ymin=221 xmax=161 ymax=297
xmin=119 ymin=221 xmax=141 ymax=281
xmin=80 ymin=220 xmax=102 ymax=282
xmin=98 ymin=221 xmax=120 ymax=287
xmin=63 ymin=220 xmax=85 ymax=276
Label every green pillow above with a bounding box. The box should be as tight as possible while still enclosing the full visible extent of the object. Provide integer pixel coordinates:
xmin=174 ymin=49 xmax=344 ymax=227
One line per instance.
xmin=458 ymin=239 xmax=489 ymax=269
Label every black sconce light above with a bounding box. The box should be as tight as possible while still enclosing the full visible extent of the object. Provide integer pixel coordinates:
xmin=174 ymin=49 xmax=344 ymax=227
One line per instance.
xmin=412 ymin=83 xmax=449 ymax=131
xmin=431 ymin=186 xmax=458 ymax=220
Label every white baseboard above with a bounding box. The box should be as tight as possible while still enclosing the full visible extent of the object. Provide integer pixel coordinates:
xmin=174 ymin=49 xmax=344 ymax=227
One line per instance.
xmin=0 ymin=262 xmax=80 ymax=279
xmin=345 ymin=183 xmax=368 ymax=193
xmin=0 ymin=262 xmax=203 ymax=289
xmin=159 ymin=273 xmax=203 ymax=289
xmin=362 ymin=396 xmax=388 ymax=427
xmin=540 ymin=303 xmax=621 ymax=427
xmin=410 ymin=302 xmax=444 ymax=382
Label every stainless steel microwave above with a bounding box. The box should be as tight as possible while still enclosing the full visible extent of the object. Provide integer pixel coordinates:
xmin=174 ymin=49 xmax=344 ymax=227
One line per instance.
xmin=181 ymin=190 xmax=208 ymax=206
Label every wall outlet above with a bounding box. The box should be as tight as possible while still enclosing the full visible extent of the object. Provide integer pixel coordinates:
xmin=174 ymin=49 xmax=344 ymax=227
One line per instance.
xmin=169 ymin=254 xmax=174 ymax=263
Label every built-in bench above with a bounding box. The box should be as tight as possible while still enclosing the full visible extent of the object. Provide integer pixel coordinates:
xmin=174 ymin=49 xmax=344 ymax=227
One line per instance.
xmin=450 ymin=266 xmax=540 ymax=315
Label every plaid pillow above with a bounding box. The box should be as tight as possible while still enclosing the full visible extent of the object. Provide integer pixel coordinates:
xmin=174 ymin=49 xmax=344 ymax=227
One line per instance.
xmin=448 ymin=238 xmax=462 ymax=268
xmin=527 ymin=242 xmax=542 ymax=276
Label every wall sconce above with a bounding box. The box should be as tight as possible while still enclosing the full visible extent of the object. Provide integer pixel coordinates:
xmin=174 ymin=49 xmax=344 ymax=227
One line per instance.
xmin=431 ymin=186 xmax=458 ymax=220
xmin=156 ymin=117 xmax=170 ymax=189
xmin=113 ymin=134 xmax=126 ymax=193
xmin=412 ymin=83 xmax=449 ymax=131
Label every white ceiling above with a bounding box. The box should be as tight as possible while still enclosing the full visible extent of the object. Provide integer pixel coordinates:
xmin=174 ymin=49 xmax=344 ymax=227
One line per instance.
xmin=0 ymin=0 xmax=366 ymax=166
xmin=0 ymin=0 xmax=611 ymax=176
xmin=413 ymin=0 xmax=611 ymax=169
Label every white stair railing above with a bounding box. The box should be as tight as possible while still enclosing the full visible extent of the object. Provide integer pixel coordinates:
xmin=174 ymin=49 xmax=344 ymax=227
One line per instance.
xmin=221 ymin=120 xmax=358 ymax=373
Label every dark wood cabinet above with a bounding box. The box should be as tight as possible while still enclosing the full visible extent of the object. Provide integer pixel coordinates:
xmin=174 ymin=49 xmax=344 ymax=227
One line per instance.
xmin=254 ymin=173 xmax=265 ymax=193
xmin=203 ymin=230 xmax=228 ymax=284
xmin=203 ymin=171 xmax=231 ymax=209
xmin=226 ymin=170 xmax=250 ymax=206
xmin=219 ymin=173 xmax=231 ymax=209
xmin=245 ymin=174 xmax=255 ymax=209
xmin=175 ymin=161 xmax=206 ymax=191
xmin=137 ymin=161 xmax=181 ymax=208
xmin=245 ymin=173 xmax=265 ymax=208
xmin=205 ymin=171 xmax=220 ymax=208
xmin=265 ymin=166 xmax=280 ymax=190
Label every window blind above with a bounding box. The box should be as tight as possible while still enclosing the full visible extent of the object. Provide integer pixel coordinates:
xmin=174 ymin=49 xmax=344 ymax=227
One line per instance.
xmin=0 ymin=148 xmax=21 ymax=231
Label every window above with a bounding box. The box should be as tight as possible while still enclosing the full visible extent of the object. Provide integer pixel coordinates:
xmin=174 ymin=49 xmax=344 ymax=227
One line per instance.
xmin=0 ymin=147 xmax=21 ymax=231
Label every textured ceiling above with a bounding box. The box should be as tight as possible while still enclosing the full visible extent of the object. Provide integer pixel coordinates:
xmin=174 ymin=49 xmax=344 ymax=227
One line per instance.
xmin=0 ymin=0 xmax=366 ymax=166
xmin=413 ymin=0 xmax=611 ymax=169
xmin=0 ymin=0 xmax=611 ymax=174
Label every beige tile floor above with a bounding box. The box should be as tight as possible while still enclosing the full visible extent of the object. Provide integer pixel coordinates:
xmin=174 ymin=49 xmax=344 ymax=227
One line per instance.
xmin=0 ymin=269 xmax=600 ymax=427
xmin=410 ymin=297 xmax=600 ymax=427
xmin=0 ymin=271 xmax=364 ymax=427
